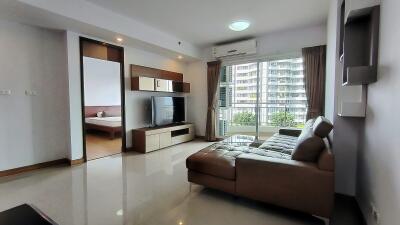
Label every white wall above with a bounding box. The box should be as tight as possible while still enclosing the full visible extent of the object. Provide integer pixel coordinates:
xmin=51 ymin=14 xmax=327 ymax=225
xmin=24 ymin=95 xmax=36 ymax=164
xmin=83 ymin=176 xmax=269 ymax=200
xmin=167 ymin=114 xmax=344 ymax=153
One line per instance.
xmin=64 ymin=31 xmax=83 ymax=160
xmin=356 ymin=0 xmax=400 ymax=224
xmin=256 ymin=24 xmax=327 ymax=57
xmin=185 ymin=60 xmax=208 ymax=136
xmin=0 ymin=20 xmax=70 ymax=170
xmin=325 ymin=0 xmax=339 ymax=123
xmin=187 ymin=24 xmax=327 ymax=136
xmin=83 ymin=57 xmax=121 ymax=106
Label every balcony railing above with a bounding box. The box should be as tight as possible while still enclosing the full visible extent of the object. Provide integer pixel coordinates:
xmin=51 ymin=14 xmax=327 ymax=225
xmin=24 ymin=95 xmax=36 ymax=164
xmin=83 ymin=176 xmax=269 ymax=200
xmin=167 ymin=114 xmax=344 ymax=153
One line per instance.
xmin=218 ymin=103 xmax=307 ymax=137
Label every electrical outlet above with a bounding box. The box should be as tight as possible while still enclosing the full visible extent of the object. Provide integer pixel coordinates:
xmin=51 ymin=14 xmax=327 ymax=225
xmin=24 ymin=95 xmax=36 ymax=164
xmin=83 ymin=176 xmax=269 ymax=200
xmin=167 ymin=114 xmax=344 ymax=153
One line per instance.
xmin=25 ymin=90 xmax=38 ymax=96
xmin=0 ymin=90 xmax=11 ymax=95
xmin=370 ymin=203 xmax=380 ymax=224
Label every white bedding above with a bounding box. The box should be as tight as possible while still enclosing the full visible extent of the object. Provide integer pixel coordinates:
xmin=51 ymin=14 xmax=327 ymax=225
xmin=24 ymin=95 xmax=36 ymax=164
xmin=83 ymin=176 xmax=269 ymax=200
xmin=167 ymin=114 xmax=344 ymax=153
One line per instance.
xmin=85 ymin=116 xmax=122 ymax=127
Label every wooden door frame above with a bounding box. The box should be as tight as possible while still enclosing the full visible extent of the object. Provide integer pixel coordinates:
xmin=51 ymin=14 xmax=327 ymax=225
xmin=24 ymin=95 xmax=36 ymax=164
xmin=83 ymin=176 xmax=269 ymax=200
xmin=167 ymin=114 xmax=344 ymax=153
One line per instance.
xmin=79 ymin=37 xmax=127 ymax=162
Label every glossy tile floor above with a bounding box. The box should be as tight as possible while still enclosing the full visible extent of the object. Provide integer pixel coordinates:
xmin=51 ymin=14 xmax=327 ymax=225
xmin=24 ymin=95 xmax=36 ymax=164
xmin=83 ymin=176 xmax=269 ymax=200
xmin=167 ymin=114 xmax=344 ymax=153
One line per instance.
xmin=0 ymin=140 xmax=339 ymax=225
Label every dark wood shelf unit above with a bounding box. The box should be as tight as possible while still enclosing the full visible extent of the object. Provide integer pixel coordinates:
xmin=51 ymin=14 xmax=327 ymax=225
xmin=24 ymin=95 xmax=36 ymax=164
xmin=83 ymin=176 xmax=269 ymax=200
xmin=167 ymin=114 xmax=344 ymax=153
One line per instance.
xmin=341 ymin=4 xmax=380 ymax=86
xmin=130 ymin=64 xmax=190 ymax=93
xmin=171 ymin=128 xmax=189 ymax=137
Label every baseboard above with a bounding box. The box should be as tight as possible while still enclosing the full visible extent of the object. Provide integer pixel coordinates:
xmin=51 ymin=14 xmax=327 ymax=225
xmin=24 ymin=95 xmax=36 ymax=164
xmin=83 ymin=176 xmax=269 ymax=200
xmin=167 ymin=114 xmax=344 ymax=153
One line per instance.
xmin=354 ymin=196 xmax=369 ymax=225
xmin=0 ymin=158 xmax=69 ymax=177
xmin=335 ymin=193 xmax=367 ymax=225
xmin=125 ymin=147 xmax=134 ymax=152
xmin=69 ymin=158 xmax=85 ymax=166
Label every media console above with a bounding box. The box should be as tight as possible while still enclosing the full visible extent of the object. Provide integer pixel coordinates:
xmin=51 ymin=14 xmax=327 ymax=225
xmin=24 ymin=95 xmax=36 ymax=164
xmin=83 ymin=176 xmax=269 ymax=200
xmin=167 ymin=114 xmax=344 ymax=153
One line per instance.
xmin=132 ymin=123 xmax=195 ymax=153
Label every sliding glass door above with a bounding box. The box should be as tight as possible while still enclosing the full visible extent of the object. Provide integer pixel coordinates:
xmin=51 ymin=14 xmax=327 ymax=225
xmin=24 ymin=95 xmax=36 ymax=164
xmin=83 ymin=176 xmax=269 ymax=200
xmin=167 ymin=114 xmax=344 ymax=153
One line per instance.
xmin=218 ymin=63 xmax=258 ymax=138
xmin=218 ymin=56 xmax=307 ymax=140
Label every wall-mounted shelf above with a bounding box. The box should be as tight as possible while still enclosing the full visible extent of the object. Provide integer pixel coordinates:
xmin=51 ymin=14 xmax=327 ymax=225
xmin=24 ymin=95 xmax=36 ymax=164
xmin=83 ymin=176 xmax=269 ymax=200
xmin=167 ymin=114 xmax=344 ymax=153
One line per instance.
xmin=130 ymin=64 xmax=190 ymax=93
xmin=344 ymin=0 xmax=381 ymax=24
xmin=342 ymin=5 xmax=380 ymax=86
xmin=343 ymin=66 xmax=377 ymax=85
xmin=338 ymin=101 xmax=366 ymax=117
xmin=336 ymin=0 xmax=380 ymax=118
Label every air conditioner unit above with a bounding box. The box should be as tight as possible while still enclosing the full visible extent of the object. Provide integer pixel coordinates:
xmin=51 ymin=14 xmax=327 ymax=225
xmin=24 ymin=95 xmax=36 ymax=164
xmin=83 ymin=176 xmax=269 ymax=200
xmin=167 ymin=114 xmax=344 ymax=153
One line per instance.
xmin=212 ymin=39 xmax=257 ymax=58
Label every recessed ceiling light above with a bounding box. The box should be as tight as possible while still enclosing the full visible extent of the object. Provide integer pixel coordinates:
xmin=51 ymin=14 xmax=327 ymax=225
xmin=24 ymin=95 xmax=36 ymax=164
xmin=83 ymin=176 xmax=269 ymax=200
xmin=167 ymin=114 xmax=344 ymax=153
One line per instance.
xmin=229 ymin=20 xmax=250 ymax=31
xmin=116 ymin=37 xmax=123 ymax=42
xmin=178 ymin=55 xmax=183 ymax=59
xmin=116 ymin=209 xmax=123 ymax=216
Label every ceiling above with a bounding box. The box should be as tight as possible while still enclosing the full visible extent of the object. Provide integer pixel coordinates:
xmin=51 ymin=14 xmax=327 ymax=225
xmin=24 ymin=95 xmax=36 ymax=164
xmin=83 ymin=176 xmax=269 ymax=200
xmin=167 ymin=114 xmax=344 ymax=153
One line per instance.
xmin=86 ymin=0 xmax=331 ymax=47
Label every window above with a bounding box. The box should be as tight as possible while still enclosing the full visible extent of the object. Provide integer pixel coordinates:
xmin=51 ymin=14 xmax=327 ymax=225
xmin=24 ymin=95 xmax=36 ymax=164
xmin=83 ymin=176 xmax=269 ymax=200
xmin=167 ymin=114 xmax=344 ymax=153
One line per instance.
xmin=218 ymin=57 xmax=307 ymax=138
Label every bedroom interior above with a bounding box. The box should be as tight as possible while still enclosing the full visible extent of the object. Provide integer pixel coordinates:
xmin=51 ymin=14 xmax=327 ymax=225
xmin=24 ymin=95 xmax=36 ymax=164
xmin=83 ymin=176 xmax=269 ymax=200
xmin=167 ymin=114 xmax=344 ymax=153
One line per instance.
xmin=81 ymin=38 xmax=126 ymax=161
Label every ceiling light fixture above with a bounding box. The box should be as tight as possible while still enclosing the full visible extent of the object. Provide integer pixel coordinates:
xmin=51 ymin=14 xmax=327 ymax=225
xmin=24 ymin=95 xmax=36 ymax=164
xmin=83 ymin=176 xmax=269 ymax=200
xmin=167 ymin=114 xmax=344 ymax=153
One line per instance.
xmin=116 ymin=209 xmax=123 ymax=216
xmin=229 ymin=20 xmax=250 ymax=31
xmin=116 ymin=37 xmax=123 ymax=42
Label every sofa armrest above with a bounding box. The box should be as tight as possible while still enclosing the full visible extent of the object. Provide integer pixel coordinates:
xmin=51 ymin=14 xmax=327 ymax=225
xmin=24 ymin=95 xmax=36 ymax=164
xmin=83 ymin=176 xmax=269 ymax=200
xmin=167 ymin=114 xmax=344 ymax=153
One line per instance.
xmin=235 ymin=154 xmax=334 ymax=218
xmin=279 ymin=128 xmax=302 ymax=137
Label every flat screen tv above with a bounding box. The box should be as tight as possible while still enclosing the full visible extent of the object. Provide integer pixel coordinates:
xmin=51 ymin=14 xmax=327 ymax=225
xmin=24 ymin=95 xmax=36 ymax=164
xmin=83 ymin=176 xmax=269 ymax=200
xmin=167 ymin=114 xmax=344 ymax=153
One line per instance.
xmin=152 ymin=96 xmax=185 ymax=126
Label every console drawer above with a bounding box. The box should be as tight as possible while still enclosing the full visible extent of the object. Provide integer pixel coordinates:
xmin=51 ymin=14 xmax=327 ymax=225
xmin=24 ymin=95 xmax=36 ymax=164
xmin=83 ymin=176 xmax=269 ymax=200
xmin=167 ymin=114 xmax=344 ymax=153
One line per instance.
xmin=146 ymin=134 xmax=160 ymax=152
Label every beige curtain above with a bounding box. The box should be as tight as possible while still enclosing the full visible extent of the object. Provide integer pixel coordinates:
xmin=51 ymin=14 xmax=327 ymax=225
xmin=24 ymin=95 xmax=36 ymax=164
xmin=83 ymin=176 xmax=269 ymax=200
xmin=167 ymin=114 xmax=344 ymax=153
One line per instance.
xmin=205 ymin=61 xmax=221 ymax=141
xmin=302 ymin=45 xmax=326 ymax=120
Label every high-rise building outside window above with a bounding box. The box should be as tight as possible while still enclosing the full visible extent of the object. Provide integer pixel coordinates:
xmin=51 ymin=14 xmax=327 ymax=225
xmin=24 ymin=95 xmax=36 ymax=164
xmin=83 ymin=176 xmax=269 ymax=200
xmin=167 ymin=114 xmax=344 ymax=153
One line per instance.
xmin=218 ymin=57 xmax=307 ymax=138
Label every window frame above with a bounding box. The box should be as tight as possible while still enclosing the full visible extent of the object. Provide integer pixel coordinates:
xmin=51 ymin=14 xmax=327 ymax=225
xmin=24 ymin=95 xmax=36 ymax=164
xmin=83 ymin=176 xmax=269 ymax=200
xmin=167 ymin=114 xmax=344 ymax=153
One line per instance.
xmin=216 ymin=51 xmax=305 ymax=138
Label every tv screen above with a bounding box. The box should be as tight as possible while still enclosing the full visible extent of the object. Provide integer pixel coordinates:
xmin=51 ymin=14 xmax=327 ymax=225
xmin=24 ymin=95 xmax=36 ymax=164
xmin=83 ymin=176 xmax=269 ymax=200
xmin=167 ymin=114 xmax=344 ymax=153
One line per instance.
xmin=152 ymin=96 xmax=185 ymax=126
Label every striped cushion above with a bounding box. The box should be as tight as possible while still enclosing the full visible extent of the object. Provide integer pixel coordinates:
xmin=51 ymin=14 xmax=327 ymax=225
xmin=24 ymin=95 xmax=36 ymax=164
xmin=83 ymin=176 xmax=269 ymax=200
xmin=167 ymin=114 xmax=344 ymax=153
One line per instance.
xmin=258 ymin=133 xmax=298 ymax=155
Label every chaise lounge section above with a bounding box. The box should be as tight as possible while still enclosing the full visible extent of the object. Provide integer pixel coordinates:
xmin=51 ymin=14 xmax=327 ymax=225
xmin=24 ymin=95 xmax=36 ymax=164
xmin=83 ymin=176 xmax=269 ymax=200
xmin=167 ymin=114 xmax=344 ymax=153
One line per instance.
xmin=186 ymin=116 xmax=334 ymax=219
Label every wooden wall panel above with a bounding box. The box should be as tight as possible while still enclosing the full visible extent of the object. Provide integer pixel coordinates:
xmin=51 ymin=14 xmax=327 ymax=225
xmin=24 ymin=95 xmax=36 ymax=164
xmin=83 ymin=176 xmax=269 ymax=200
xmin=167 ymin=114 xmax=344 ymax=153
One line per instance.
xmin=82 ymin=41 xmax=107 ymax=60
xmin=84 ymin=106 xmax=121 ymax=118
xmin=107 ymin=47 xmax=123 ymax=62
xmin=82 ymin=40 xmax=122 ymax=62
xmin=130 ymin=64 xmax=183 ymax=81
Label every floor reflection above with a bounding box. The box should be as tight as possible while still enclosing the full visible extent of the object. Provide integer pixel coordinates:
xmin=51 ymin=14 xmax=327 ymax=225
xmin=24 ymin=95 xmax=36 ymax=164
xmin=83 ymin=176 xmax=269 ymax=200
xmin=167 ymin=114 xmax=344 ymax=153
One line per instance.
xmin=0 ymin=140 xmax=325 ymax=225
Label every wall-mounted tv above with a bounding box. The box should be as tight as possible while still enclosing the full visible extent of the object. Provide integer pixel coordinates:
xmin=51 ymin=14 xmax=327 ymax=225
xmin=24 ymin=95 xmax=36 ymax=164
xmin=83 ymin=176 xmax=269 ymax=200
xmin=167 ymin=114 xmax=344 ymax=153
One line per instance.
xmin=151 ymin=96 xmax=185 ymax=126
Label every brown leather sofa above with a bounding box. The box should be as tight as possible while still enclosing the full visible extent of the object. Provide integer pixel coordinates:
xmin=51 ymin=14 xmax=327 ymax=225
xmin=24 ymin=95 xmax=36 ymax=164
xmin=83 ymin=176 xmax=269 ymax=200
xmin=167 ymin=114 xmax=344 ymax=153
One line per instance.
xmin=186 ymin=116 xmax=334 ymax=219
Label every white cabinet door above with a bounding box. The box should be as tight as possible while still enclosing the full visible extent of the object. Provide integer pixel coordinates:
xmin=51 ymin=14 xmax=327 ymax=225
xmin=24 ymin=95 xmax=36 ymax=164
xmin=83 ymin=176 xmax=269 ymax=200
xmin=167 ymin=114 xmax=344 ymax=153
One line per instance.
xmin=155 ymin=79 xmax=173 ymax=92
xmin=139 ymin=77 xmax=155 ymax=91
xmin=146 ymin=134 xmax=160 ymax=152
xmin=159 ymin=132 xmax=172 ymax=148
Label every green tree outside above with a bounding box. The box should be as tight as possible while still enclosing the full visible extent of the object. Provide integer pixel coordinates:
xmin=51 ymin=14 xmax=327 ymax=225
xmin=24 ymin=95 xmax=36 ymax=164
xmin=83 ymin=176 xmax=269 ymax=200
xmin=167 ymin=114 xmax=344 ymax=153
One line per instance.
xmin=271 ymin=111 xmax=296 ymax=127
xmin=233 ymin=112 xmax=256 ymax=126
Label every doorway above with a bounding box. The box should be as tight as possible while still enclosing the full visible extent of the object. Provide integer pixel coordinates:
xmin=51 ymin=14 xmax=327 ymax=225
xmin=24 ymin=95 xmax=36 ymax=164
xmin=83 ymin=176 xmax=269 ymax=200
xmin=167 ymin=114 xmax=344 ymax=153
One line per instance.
xmin=80 ymin=37 xmax=126 ymax=161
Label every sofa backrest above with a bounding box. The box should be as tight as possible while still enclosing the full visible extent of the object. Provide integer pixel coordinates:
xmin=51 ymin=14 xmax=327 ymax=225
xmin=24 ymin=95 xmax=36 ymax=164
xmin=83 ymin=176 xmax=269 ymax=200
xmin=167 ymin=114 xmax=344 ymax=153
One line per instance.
xmin=313 ymin=116 xmax=334 ymax=138
xmin=291 ymin=125 xmax=325 ymax=162
xmin=291 ymin=116 xmax=334 ymax=163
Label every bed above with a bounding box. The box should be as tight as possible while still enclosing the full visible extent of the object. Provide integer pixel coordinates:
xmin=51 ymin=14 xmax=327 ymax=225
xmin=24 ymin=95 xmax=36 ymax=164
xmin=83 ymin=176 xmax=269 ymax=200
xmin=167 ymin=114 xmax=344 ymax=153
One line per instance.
xmin=84 ymin=106 xmax=122 ymax=139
